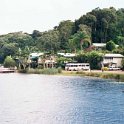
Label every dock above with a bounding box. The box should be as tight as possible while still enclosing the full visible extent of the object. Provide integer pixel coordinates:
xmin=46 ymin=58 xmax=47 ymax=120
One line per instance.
xmin=0 ymin=68 xmax=15 ymax=73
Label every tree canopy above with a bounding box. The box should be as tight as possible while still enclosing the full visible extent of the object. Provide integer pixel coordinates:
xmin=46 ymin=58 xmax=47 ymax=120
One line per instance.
xmin=0 ymin=7 xmax=124 ymax=64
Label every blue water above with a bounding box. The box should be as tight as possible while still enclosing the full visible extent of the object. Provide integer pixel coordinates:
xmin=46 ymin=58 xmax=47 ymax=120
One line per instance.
xmin=0 ymin=73 xmax=124 ymax=124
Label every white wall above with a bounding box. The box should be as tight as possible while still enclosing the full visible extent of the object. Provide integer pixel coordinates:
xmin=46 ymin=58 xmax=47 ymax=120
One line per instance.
xmin=113 ymin=58 xmax=122 ymax=67
xmin=103 ymin=57 xmax=123 ymax=67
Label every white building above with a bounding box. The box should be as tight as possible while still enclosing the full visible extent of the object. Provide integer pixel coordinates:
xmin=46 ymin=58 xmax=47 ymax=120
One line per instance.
xmin=103 ymin=54 xmax=124 ymax=67
xmin=93 ymin=43 xmax=119 ymax=50
xmin=27 ymin=52 xmax=44 ymax=64
xmin=29 ymin=53 xmax=44 ymax=59
xmin=28 ymin=53 xmax=56 ymax=68
xmin=93 ymin=43 xmax=106 ymax=50
xmin=57 ymin=53 xmax=76 ymax=58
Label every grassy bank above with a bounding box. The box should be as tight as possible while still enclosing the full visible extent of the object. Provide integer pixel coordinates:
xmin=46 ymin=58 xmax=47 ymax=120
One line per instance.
xmin=18 ymin=68 xmax=124 ymax=82
xmin=66 ymin=71 xmax=124 ymax=82
xmin=18 ymin=68 xmax=62 ymax=75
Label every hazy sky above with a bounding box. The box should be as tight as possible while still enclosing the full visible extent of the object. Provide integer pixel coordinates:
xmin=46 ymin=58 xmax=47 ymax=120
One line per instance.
xmin=0 ymin=0 xmax=124 ymax=34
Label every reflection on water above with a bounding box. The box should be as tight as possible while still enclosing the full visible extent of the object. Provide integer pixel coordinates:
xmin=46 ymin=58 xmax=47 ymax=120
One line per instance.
xmin=0 ymin=73 xmax=124 ymax=124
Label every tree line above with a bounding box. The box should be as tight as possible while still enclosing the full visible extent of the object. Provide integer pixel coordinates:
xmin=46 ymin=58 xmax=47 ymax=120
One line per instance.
xmin=0 ymin=7 xmax=124 ymax=63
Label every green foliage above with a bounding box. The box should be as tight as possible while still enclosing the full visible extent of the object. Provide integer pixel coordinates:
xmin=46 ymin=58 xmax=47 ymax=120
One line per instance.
xmin=106 ymin=40 xmax=116 ymax=51
xmin=82 ymin=38 xmax=91 ymax=49
xmin=6 ymin=32 xmax=34 ymax=49
xmin=75 ymin=7 xmax=123 ymax=43
xmin=113 ymin=47 xmax=124 ymax=55
xmin=75 ymin=51 xmax=103 ymax=69
xmin=68 ymin=30 xmax=91 ymax=52
xmin=31 ymin=30 xmax=42 ymax=39
xmin=0 ymin=7 xmax=124 ymax=65
xmin=4 ymin=56 xmax=16 ymax=68
xmin=57 ymin=57 xmax=72 ymax=68
xmin=36 ymin=30 xmax=60 ymax=52
xmin=88 ymin=51 xmax=103 ymax=69
xmin=116 ymin=36 xmax=124 ymax=46
xmin=75 ymin=53 xmax=88 ymax=63
xmin=57 ymin=20 xmax=74 ymax=50
xmin=1 ymin=43 xmax=18 ymax=57
xmin=19 ymin=68 xmax=62 ymax=74
xmin=58 ymin=67 xmax=62 ymax=73
xmin=0 ymin=32 xmax=35 ymax=62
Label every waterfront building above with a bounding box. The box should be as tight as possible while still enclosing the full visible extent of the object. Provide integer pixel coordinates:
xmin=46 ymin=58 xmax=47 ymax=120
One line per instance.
xmin=102 ymin=54 xmax=124 ymax=68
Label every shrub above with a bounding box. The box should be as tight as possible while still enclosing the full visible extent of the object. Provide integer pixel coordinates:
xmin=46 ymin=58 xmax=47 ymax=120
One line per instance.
xmin=106 ymin=40 xmax=116 ymax=51
xmin=75 ymin=51 xmax=103 ymax=69
xmin=58 ymin=67 xmax=62 ymax=73
xmin=19 ymin=68 xmax=62 ymax=75
xmin=88 ymin=51 xmax=103 ymax=69
xmin=56 ymin=57 xmax=72 ymax=69
xmin=4 ymin=56 xmax=16 ymax=68
xmin=75 ymin=53 xmax=88 ymax=63
xmin=101 ymin=67 xmax=108 ymax=71
xmin=18 ymin=69 xmax=28 ymax=73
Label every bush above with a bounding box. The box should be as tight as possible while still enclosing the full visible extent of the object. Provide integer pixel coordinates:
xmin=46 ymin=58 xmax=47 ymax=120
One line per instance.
xmin=56 ymin=57 xmax=72 ymax=69
xmin=75 ymin=53 xmax=88 ymax=63
xmin=101 ymin=67 xmax=108 ymax=71
xmin=106 ymin=40 xmax=116 ymax=51
xmin=58 ymin=67 xmax=62 ymax=73
xmin=75 ymin=51 xmax=103 ymax=69
xmin=4 ymin=56 xmax=16 ymax=68
xmin=88 ymin=51 xmax=103 ymax=69
xmin=18 ymin=69 xmax=28 ymax=73
xmin=19 ymin=68 xmax=62 ymax=75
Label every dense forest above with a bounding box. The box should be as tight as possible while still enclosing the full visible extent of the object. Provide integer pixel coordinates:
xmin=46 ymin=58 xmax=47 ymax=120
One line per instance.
xmin=0 ymin=7 xmax=124 ymax=63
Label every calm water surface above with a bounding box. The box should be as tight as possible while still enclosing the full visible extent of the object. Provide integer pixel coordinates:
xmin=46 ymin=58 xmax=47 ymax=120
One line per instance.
xmin=0 ymin=73 xmax=124 ymax=124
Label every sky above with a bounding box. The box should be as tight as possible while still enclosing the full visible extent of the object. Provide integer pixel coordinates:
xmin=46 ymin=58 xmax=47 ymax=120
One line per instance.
xmin=0 ymin=0 xmax=124 ymax=34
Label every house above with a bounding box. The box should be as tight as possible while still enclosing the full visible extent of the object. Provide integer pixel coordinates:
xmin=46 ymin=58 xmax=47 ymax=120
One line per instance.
xmin=102 ymin=54 xmax=124 ymax=67
xmin=28 ymin=53 xmax=44 ymax=63
xmin=44 ymin=59 xmax=57 ymax=68
xmin=41 ymin=55 xmax=56 ymax=68
xmin=27 ymin=53 xmax=44 ymax=68
xmin=28 ymin=53 xmax=57 ymax=68
xmin=29 ymin=53 xmax=44 ymax=59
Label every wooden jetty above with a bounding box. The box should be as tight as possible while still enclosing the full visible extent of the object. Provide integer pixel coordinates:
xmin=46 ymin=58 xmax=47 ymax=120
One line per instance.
xmin=0 ymin=67 xmax=15 ymax=73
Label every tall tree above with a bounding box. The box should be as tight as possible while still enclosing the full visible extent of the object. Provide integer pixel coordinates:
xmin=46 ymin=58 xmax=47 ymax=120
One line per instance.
xmin=57 ymin=20 xmax=74 ymax=50
xmin=36 ymin=30 xmax=60 ymax=52
xmin=69 ymin=31 xmax=91 ymax=52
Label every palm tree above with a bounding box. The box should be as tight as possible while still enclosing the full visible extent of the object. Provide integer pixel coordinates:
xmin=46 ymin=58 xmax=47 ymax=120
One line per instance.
xmin=74 ymin=31 xmax=91 ymax=51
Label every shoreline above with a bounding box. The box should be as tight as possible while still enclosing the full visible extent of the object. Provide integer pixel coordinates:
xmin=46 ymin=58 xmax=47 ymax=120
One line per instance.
xmin=61 ymin=70 xmax=124 ymax=82
xmin=17 ymin=68 xmax=124 ymax=82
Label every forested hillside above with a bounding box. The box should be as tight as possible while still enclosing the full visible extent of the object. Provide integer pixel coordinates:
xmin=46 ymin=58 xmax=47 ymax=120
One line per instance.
xmin=0 ymin=7 xmax=124 ymax=63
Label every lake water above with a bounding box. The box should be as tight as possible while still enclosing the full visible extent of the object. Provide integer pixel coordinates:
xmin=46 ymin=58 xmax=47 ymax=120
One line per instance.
xmin=0 ymin=73 xmax=124 ymax=124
